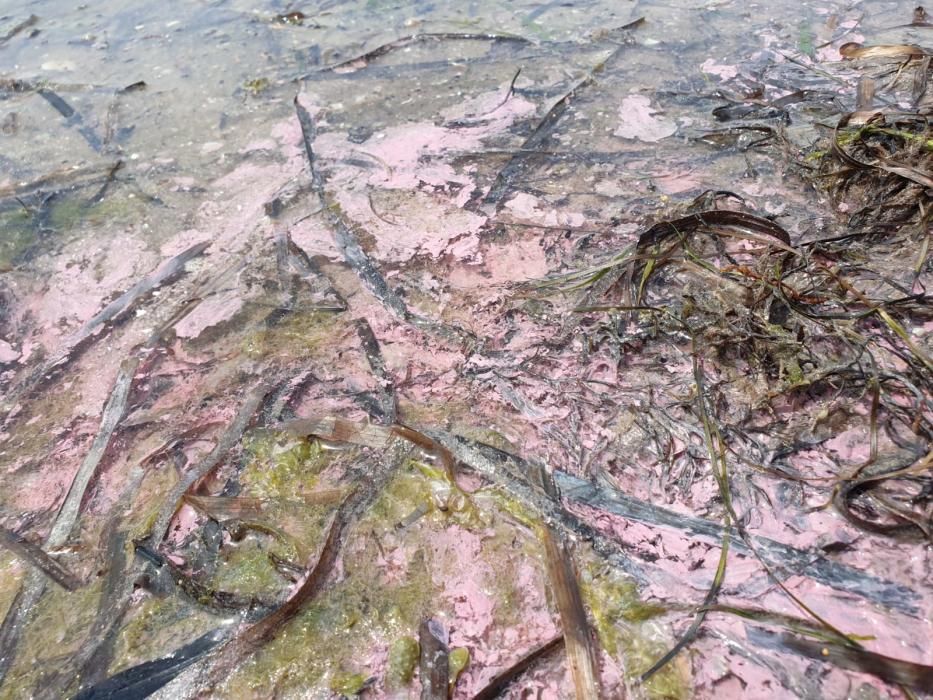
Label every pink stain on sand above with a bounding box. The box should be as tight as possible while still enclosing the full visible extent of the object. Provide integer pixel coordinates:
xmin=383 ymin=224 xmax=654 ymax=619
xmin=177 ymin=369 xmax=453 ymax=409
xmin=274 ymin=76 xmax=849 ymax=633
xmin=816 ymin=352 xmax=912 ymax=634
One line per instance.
xmin=614 ymin=94 xmax=678 ymax=142
xmin=286 ymin=86 xmax=539 ymax=265
xmin=699 ymin=58 xmax=740 ymax=80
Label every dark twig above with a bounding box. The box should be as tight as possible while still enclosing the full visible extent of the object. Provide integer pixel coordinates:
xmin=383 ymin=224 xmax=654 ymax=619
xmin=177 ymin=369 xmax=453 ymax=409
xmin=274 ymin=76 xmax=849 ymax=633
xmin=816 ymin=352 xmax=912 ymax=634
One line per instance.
xmin=293 ymin=96 xmax=473 ymax=344
xmin=354 ymin=318 xmax=397 ymax=424
xmin=0 ymin=162 xmax=122 ymax=201
xmin=481 ymin=18 xmax=644 ymax=206
xmin=0 ymin=525 xmax=81 ymax=591
xmin=86 ymin=159 xmax=123 ymax=205
xmin=36 ymin=88 xmax=103 ymax=153
xmin=470 ymin=634 xmax=564 ymax=700
xmin=294 ymin=97 xmax=409 ymax=320
xmin=0 ymin=15 xmax=38 ymax=46
xmin=317 ymin=32 xmax=532 ymax=74
xmin=419 ymin=618 xmax=449 ymax=700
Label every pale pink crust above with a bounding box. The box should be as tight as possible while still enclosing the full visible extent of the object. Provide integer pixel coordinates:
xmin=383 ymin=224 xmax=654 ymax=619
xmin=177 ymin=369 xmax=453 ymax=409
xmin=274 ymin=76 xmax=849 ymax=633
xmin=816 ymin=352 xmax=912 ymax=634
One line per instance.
xmin=614 ymin=95 xmax=678 ymax=143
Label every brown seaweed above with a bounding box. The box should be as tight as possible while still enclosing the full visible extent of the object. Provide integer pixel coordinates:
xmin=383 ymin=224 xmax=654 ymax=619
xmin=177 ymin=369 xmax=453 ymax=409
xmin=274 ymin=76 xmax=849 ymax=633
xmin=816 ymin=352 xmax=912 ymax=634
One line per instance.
xmin=145 ymin=382 xmax=272 ymax=547
xmin=147 ymin=426 xmax=410 ymax=698
xmin=833 ymin=450 xmax=933 ymax=540
xmin=282 ymin=416 xmax=458 ymax=483
xmin=839 ymin=42 xmax=929 ymax=59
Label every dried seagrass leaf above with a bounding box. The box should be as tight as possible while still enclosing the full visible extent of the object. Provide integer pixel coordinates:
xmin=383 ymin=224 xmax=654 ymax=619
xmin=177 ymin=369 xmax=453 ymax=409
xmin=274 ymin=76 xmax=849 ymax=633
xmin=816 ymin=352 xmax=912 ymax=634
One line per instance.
xmin=540 ymin=527 xmax=603 ymax=699
xmin=840 ymin=42 xmax=928 ymax=59
xmin=757 ymin=628 xmax=933 ymax=690
xmin=281 ymin=415 xmax=393 ymax=449
xmin=282 ymin=417 xmax=457 ymax=481
xmin=0 ymin=525 xmax=81 ymax=591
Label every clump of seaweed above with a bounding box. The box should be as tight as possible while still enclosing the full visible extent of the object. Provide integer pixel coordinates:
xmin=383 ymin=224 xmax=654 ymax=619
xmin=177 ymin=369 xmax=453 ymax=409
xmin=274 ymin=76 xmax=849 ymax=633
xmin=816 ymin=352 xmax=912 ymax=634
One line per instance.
xmin=535 ymin=184 xmax=932 ymax=689
xmin=526 ymin=32 xmax=933 ymax=690
xmin=817 ymin=110 xmax=932 ymax=237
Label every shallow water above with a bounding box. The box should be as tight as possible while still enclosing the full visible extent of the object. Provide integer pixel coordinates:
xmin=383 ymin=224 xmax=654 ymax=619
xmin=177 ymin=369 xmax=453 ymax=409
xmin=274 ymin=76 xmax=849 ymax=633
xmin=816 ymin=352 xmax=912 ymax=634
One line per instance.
xmin=1 ymin=0 xmax=931 ymax=698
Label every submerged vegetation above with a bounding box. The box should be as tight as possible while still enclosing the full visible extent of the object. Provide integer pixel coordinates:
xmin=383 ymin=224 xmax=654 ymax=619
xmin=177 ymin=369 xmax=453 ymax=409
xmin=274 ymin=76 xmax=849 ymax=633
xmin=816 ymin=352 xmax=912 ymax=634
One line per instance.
xmin=0 ymin=1 xmax=930 ymax=699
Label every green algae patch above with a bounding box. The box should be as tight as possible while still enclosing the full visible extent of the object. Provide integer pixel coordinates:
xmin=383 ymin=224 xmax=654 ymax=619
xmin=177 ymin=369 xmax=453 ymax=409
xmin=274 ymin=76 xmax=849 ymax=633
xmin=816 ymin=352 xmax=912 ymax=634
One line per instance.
xmin=0 ymin=554 xmax=23 ymax=625
xmin=330 ymin=671 xmax=369 ymax=696
xmin=242 ymin=77 xmax=271 ymax=97
xmin=109 ymin=595 xmax=217 ymax=676
xmin=241 ymin=311 xmax=342 ymax=362
xmin=221 ymin=560 xmax=434 ymax=697
xmin=385 ymin=636 xmax=420 ymax=688
xmin=0 ymin=577 xmax=103 ymax=699
xmin=365 ymin=456 xmax=490 ymax=532
xmin=489 ymin=488 xmax=543 ymax=531
xmin=240 ymin=432 xmax=329 ymax=500
xmin=0 ymin=207 xmax=35 ymax=269
xmin=579 ymin=560 xmax=689 ymax=699
xmin=448 ymin=646 xmax=470 ymax=684
xmin=410 ymin=458 xmax=489 ymax=530
xmin=367 ymin=460 xmax=433 ymax=522
xmin=0 ymin=194 xmax=151 ymax=270
xmin=218 ymin=462 xmax=436 ymax=693
xmin=46 ymin=194 xmax=148 ymax=232
xmin=189 ymin=433 xmax=340 ymax=571
xmin=221 ymin=462 xmax=491 ymax=697
xmin=0 ymin=192 xmax=144 ymax=268
xmin=124 ymin=465 xmax=179 ymax=541
xmin=211 ymin=537 xmax=288 ymax=599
